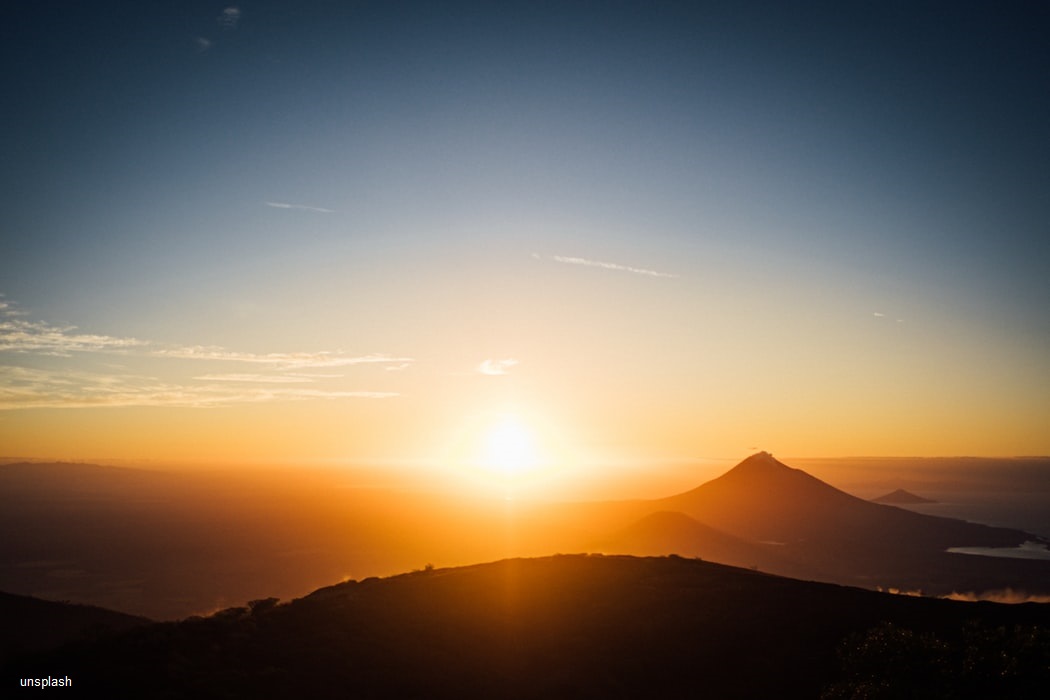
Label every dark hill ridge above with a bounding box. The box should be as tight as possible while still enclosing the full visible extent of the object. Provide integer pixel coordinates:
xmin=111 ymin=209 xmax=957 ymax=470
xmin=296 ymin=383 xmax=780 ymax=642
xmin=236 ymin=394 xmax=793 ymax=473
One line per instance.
xmin=0 ymin=591 xmax=149 ymax=664
xmin=873 ymin=488 xmax=938 ymax=504
xmin=12 ymin=555 xmax=1050 ymax=699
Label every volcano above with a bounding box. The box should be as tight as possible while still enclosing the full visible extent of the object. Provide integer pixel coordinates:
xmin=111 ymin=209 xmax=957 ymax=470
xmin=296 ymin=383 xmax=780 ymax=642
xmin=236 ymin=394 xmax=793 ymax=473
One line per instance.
xmin=608 ymin=453 xmax=1050 ymax=594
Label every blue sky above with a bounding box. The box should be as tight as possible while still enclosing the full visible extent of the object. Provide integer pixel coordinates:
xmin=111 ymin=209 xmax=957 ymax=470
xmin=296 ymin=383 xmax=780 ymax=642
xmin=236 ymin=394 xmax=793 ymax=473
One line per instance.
xmin=1 ymin=1 xmax=1048 ymax=466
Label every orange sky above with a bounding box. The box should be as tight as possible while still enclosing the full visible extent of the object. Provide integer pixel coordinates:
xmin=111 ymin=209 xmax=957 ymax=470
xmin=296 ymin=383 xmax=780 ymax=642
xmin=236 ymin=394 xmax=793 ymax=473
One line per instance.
xmin=3 ymin=4 xmax=1049 ymax=485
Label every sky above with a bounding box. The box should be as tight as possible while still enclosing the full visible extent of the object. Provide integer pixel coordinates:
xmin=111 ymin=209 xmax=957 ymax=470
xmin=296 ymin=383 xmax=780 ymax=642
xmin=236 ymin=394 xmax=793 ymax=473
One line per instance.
xmin=1 ymin=1 xmax=1048 ymax=479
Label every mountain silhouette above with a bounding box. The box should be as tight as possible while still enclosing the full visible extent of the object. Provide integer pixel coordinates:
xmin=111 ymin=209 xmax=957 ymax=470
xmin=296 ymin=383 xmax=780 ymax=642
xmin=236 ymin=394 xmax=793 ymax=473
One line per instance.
xmin=872 ymin=488 xmax=937 ymax=504
xmin=660 ymin=452 xmax=1025 ymax=547
xmin=636 ymin=453 xmax=1050 ymax=594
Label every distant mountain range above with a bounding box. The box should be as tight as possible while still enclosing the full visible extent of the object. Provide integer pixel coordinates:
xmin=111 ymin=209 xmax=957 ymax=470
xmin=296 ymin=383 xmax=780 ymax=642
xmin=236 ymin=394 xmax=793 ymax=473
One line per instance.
xmin=872 ymin=488 xmax=937 ymax=504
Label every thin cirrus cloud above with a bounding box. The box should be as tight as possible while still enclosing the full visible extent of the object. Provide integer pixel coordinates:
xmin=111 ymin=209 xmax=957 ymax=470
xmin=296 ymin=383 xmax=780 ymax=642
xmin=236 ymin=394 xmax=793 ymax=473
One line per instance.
xmin=477 ymin=359 xmax=518 ymax=376
xmin=218 ymin=7 xmax=241 ymax=29
xmin=156 ymin=347 xmax=413 ymax=369
xmin=0 ymin=316 xmax=147 ymax=356
xmin=0 ymin=366 xmax=196 ymax=410
xmin=195 ymin=372 xmax=345 ymax=383
xmin=0 ymin=301 xmax=411 ymax=369
xmin=264 ymin=201 xmax=335 ymax=214
xmin=196 ymin=7 xmax=238 ymax=53
xmin=0 ymin=365 xmax=397 ymax=410
xmin=194 ymin=373 xmax=320 ymax=384
xmin=550 ymin=255 xmax=677 ymax=279
xmin=0 ymin=298 xmax=408 ymax=409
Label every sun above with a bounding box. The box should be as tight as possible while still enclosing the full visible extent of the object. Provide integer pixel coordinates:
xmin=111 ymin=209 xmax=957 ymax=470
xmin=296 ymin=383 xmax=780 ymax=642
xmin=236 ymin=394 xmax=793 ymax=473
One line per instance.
xmin=443 ymin=408 xmax=583 ymax=497
xmin=481 ymin=415 xmax=539 ymax=476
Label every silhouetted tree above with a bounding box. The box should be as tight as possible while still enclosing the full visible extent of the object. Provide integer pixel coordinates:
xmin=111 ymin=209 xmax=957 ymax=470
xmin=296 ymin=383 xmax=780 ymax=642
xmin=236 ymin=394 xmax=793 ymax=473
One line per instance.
xmin=248 ymin=598 xmax=280 ymax=616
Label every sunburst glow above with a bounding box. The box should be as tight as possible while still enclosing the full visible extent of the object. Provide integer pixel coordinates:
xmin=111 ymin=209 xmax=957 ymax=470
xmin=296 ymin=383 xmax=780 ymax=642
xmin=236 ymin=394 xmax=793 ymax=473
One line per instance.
xmin=482 ymin=415 xmax=538 ymax=476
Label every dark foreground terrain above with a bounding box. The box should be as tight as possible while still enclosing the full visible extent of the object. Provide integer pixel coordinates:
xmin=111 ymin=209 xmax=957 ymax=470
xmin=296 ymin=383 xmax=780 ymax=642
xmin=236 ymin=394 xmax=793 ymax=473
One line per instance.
xmin=0 ymin=591 xmax=147 ymax=663
xmin=7 ymin=555 xmax=1050 ymax=698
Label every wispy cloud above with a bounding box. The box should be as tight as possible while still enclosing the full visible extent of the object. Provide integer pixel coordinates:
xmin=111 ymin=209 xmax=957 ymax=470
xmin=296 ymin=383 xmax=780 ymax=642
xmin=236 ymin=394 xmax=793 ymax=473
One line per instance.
xmin=0 ymin=305 xmax=410 ymax=369
xmin=265 ymin=201 xmax=335 ymax=214
xmin=0 ymin=365 xmax=397 ymax=410
xmin=0 ymin=297 xmax=146 ymax=355
xmin=0 ymin=298 xmax=411 ymax=409
xmin=218 ymin=7 xmax=241 ymax=29
xmin=551 ymin=255 xmax=677 ymax=278
xmin=873 ymin=312 xmax=885 ymax=318
xmin=195 ymin=372 xmax=346 ymax=382
xmin=0 ymin=297 xmax=27 ymax=317
xmin=0 ymin=317 xmax=147 ymax=355
xmin=196 ymin=7 xmax=238 ymax=52
xmin=477 ymin=359 xmax=518 ymax=376
xmin=194 ymin=373 xmax=320 ymax=383
xmin=156 ymin=347 xmax=412 ymax=369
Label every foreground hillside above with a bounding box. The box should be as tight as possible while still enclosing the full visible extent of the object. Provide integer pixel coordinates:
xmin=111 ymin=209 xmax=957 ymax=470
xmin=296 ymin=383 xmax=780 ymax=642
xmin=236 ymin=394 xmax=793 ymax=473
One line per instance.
xmin=0 ymin=592 xmax=148 ymax=664
xmin=11 ymin=555 xmax=1050 ymax=699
